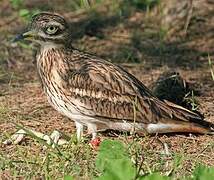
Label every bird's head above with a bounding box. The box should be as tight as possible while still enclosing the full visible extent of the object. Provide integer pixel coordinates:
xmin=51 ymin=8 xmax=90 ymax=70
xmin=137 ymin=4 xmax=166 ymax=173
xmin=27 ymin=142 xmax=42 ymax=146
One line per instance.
xmin=14 ymin=12 xmax=70 ymax=47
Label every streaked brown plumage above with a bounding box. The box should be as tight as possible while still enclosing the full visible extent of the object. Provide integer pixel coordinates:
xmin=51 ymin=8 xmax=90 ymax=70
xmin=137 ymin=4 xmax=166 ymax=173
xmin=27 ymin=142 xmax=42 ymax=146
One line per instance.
xmin=15 ymin=12 xmax=214 ymax=140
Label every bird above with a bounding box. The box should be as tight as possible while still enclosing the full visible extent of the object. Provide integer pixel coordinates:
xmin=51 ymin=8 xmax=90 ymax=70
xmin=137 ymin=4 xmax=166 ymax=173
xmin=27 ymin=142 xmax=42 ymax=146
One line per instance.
xmin=10 ymin=12 xmax=214 ymax=144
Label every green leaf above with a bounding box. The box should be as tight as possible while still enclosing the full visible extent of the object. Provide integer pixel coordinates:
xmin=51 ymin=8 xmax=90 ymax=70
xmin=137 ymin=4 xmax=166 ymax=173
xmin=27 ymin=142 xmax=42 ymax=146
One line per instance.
xmin=10 ymin=0 xmax=23 ymax=8
xmin=98 ymin=159 xmax=136 ymax=180
xmin=96 ymin=140 xmax=129 ymax=172
xmin=98 ymin=140 xmax=128 ymax=158
xmin=19 ymin=9 xmax=30 ymax=17
xmin=96 ymin=140 xmax=136 ymax=180
xmin=64 ymin=175 xmax=74 ymax=180
xmin=190 ymin=165 xmax=214 ymax=180
xmin=140 ymin=173 xmax=170 ymax=180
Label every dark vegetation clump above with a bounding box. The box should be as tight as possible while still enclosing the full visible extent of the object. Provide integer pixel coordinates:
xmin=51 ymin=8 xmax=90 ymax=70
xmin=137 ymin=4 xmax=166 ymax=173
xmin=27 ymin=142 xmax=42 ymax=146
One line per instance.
xmin=151 ymin=71 xmax=201 ymax=112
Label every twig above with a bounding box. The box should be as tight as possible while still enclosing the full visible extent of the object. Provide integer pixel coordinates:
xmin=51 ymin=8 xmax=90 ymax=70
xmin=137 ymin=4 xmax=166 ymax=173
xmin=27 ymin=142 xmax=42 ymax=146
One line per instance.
xmin=184 ymin=0 xmax=193 ymax=34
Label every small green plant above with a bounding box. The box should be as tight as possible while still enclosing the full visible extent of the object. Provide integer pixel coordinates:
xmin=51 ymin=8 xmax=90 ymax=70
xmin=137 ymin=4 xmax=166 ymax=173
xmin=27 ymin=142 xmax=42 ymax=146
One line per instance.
xmin=10 ymin=0 xmax=23 ymax=8
xmin=10 ymin=0 xmax=40 ymax=21
xmin=208 ymin=54 xmax=214 ymax=81
xmin=140 ymin=173 xmax=170 ymax=180
xmin=19 ymin=9 xmax=41 ymax=21
xmin=95 ymin=139 xmax=170 ymax=180
xmin=96 ymin=140 xmax=136 ymax=180
xmin=183 ymin=91 xmax=199 ymax=111
xmin=93 ymin=140 xmax=214 ymax=180
xmin=67 ymin=0 xmax=103 ymax=11
xmin=112 ymin=46 xmax=141 ymax=63
xmin=0 ymin=104 xmax=10 ymax=120
xmin=64 ymin=175 xmax=74 ymax=180
xmin=189 ymin=165 xmax=214 ymax=180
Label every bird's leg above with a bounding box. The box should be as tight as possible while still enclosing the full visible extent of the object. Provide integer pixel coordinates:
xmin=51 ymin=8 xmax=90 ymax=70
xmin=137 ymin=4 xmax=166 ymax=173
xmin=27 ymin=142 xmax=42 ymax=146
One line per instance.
xmin=75 ymin=121 xmax=83 ymax=141
xmin=92 ymin=132 xmax=97 ymax=140
xmin=87 ymin=123 xmax=101 ymax=149
xmin=87 ymin=123 xmax=97 ymax=140
xmin=3 ymin=128 xmax=68 ymax=147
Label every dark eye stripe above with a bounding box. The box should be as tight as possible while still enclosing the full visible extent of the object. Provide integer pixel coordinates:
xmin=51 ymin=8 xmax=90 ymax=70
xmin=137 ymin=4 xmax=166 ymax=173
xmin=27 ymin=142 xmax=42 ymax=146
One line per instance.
xmin=35 ymin=35 xmax=65 ymax=44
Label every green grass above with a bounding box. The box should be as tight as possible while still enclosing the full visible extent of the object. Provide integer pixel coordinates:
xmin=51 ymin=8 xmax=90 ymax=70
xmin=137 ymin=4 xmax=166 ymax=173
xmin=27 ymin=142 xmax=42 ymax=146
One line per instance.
xmin=0 ymin=104 xmax=10 ymax=121
xmin=1 ymin=136 xmax=213 ymax=179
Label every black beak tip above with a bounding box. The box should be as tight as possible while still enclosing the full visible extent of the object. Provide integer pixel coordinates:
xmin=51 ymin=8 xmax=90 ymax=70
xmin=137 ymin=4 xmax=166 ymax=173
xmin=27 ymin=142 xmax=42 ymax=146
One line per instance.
xmin=12 ymin=34 xmax=24 ymax=43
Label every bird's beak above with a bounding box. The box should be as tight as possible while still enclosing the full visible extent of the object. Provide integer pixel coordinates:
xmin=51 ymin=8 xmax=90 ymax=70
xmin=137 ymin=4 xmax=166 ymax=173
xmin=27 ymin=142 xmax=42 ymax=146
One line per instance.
xmin=13 ymin=30 xmax=36 ymax=42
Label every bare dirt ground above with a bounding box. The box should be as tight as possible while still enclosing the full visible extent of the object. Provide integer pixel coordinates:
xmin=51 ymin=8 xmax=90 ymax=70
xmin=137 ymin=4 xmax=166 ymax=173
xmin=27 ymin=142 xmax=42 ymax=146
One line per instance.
xmin=0 ymin=0 xmax=214 ymax=179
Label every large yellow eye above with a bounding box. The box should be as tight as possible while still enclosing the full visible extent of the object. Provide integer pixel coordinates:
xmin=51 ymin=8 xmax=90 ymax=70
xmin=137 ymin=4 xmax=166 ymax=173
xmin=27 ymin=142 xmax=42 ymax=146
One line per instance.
xmin=46 ymin=26 xmax=58 ymax=35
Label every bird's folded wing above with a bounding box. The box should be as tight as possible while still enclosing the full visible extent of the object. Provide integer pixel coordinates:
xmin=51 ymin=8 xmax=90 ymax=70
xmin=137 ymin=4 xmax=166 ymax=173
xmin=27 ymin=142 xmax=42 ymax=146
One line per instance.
xmin=65 ymin=59 xmax=202 ymax=124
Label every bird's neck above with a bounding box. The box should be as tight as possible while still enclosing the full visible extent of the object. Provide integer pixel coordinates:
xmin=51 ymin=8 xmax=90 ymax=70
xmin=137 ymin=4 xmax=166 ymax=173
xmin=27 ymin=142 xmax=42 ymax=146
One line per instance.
xmin=40 ymin=42 xmax=65 ymax=52
xmin=36 ymin=44 xmax=69 ymax=88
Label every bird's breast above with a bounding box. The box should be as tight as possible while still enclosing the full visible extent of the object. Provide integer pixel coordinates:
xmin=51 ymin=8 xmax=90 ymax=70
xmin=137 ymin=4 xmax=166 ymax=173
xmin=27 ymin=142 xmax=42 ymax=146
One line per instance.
xmin=36 ymin=49 xmax=97 ymax=124
xmin=36 ymin=50 xmax=71 ymax=115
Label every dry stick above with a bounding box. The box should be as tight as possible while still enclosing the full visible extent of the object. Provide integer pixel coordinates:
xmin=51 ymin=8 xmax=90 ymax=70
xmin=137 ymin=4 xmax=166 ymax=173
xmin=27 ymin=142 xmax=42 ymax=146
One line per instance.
xmin=195 ymin=143 xmax=213 ymax=159
xmin=184 ymin=0 xmax=193 ymax=35
xmin=4 ymin=120 xmax=69 ymax=160
xmin=155 ymin=136 xmax=171 ymax=156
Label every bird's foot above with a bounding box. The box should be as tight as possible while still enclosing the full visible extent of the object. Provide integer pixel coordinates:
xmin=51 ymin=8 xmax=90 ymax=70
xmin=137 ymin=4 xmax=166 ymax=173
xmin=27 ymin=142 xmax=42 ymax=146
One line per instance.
xmin=3 ymin=129 xmax=68 ymax=148
xmin=89 ymin=137 xmax=101 ymax=150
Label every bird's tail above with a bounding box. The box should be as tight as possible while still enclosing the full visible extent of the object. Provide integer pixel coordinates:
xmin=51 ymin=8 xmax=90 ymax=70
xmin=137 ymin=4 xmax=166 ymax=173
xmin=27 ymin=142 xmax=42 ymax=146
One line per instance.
xmin=157 ymin=100 xmax=214 ymax=134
